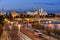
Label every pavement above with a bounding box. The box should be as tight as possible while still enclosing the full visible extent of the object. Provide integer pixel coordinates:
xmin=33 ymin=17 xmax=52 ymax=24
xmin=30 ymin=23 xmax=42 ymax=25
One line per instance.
xmin=42 ymin=34 xmax=58 ymax=40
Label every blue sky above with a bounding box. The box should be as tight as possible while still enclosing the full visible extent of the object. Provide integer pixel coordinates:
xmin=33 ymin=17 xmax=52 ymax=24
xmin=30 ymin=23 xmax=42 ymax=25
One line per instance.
xmin=0 ymin=0 xmax=60 ymax=11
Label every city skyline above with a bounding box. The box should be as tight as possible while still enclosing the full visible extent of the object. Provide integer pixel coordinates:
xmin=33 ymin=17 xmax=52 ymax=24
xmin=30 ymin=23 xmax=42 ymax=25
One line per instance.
xmin=0 ymin=0 xmax=60 ymax=13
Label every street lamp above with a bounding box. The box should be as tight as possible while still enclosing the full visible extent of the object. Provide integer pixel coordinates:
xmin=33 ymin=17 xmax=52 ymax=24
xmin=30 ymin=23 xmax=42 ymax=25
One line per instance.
xmin=10 ymin=22 xmax=13 ymax=26
xmin=18 ymin=24 xmax=21 ymax=31
xmin=9 ymin=25 xmax=12 ymax=30
xmin=27 ymin=19 xmax=29 ymax=24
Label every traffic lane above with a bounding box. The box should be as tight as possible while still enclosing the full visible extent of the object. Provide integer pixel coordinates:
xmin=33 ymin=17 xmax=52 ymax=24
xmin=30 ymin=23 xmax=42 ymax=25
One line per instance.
xmin=20 ymin=27 xmax=40 ymax=40
xmin=8 ymin=31 xmax=20 ymax=40
xmin=18 ymin=32 xmax=32 ymax=40
xmin=5 ymin=29 xmax=20 ymax=40
xmin=4 ymin=25 xmax=20 ymax=40
xmin=5 ymin=24 xmax=31 ymax=40
xmin=20 ymin=27 xmax=47 ymax=40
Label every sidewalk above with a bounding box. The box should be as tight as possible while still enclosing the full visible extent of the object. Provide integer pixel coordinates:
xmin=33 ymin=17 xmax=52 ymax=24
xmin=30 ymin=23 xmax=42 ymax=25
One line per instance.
xmin=20 ymin=27 xmax=47 ymax=40
xmin=42 ymin=34 xmax=58 ymax=40
xmin=0 ymin=31 xmax=10 ymax=40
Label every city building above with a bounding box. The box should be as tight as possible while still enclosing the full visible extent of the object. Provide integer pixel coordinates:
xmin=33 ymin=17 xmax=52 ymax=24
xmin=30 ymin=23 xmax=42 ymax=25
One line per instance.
xmin=11 ymin=9 xmax=19 ymax=18
xmin=39 ymin=8 xmax=47 ymax=16
xmin=0 ymin=8 xmax=6 ymax=16
xmin=56 ymin=13 xmax=60 ymax=17
xmin=48 ymin=24 xmax=54 ymax=30
xmin=26 ymin=8 xmax=47 ymax=16
xmin=26 ymin=11 xmax=38 ymax=16
xmin=57 ymin=24 xmax=60 ymax=30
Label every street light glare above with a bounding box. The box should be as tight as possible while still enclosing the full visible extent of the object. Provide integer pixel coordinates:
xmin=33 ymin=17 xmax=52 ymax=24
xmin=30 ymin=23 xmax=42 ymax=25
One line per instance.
xmin=18 ymin=24 xmax=21 ymax=31
xmin=18 ymin=24 xmax=21 ymax=27
xmin=11 ymin=22 xmax=13 ymax=24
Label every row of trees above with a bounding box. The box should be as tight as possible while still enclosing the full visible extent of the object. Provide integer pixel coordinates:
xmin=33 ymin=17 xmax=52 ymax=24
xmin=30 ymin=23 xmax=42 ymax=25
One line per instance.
xmin=5 ymin=13 xmax=60 ymax=18
xmin=0 ymin=15 xmax=5 ymax=37
xmin=32 ymin=23 xmax=45 ymax=30
xmin=5 ymin=14 xmax=36 ymax=18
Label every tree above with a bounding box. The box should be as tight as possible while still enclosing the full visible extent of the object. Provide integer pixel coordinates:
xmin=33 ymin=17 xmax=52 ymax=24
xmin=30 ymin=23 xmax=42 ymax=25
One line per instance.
xmin=0 ymin=15 xmax=5 ymax=25
xmin=0 ymin=15 xmax=5 ymax=37
xmin=53 ymin=29 xmax=60 ymax=37
xmin=0 ymin=24 xmax=3 ymax=36
xmin=5 ymin=14 xmax=13 ymax=21
xmin=32 ymin=23 xmax=45 ymax=30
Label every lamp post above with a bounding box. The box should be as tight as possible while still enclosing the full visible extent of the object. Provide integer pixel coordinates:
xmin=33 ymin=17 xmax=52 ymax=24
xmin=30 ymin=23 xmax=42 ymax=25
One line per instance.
xmin=18 ymin=24 xmax=21 ymax=31
xmin=18 ymin=24 xmax=21 ymax=36
xmin=10 ymin=22 xmax=13 ymax=26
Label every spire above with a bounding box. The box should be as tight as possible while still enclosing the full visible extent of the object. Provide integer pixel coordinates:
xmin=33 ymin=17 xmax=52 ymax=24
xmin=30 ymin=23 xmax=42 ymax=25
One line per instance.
xmin=0 ymin=8 xmax=5 ymax=15
xmin=41 ymin=8 xmax=43 ymax=13
xmin=2 ymin=8 xmax=4 ymax=12
xmin=36 ymin=9 xmax=40 ymax=18
xmin=38 ymin=9 xmax=40 ymax=15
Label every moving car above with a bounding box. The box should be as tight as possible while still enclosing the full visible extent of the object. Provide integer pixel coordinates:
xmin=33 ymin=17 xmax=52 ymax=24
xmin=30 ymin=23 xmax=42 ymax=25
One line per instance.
xmin=34 ymin=29 xmax=42 ymax=37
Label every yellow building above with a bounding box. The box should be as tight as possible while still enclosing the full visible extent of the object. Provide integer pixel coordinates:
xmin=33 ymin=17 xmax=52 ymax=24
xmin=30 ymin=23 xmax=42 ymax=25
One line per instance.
xmin=11 ymin=9 xmax=19 ymax=18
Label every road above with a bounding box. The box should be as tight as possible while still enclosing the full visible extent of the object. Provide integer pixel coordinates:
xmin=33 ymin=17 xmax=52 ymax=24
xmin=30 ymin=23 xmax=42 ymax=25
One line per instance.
xmin=3 ymin=23 xmax=32 ymax=40
xmin=2 ymin=22 xmax=55 ymax=40
xmin=21 ymin=27 xmax=48 ymax=40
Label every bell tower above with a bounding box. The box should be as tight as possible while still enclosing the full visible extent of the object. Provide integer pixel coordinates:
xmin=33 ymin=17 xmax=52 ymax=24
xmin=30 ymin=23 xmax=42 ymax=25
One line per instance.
xmin=36 ymin=9 xmax=40 ymax=20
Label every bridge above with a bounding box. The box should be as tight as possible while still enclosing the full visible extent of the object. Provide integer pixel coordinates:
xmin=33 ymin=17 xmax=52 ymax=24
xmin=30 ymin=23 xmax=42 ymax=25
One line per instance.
xmin=40 ymin=18 xmax=60 ymax=22
xmin=14 ymin=17 xmax=60 ymax=22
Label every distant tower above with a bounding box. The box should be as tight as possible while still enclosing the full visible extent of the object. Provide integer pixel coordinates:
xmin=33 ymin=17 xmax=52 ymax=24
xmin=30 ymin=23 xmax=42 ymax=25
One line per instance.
xmin=40 ymin=8 xmax=47 ymax=18
xmin=40 ymin=8 xmax=43 ymax=13
xmin=36 ymin=9 xmax=40 ymax=20
xmin=11 ymin=8 xmax=16 ymax=18
xmin=0 ymin=8 xmax=5 ymax=15
xmin=11 ymin=8 xmax=18 ymax=18
xmin=37 ymin=9 xmax=40 ymax=17
xmin=2 ymin=8 xmax=4 ymax=12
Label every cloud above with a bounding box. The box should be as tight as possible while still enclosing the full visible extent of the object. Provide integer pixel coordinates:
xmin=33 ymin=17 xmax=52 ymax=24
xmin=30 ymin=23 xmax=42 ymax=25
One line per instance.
xmin=34 ymin=3 xmax=60 ymax=5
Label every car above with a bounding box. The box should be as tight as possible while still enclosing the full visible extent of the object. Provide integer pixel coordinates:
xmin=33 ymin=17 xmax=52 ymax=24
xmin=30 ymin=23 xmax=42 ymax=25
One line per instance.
xmin=34 ymin=29 xmax=42 ymax=37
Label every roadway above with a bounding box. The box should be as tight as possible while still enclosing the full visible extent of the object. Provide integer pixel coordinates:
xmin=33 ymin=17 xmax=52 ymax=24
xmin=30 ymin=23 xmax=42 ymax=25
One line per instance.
xmin=3 ymin=23 xmax=32 ymax=40
xmin=2 ymin=21 xmax=50 ymax=40
xmin=20 ymin=27 xmax=47 ymax=40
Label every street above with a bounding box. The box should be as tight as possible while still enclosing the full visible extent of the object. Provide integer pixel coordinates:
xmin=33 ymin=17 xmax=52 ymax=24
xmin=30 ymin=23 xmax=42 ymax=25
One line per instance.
xmin=21 ymin=27 xmax=47 ymax=40
xmin=1 ymin=23 xmax=32 ymax=40
xmin=0 ymin=21 xmax=58 ymax=40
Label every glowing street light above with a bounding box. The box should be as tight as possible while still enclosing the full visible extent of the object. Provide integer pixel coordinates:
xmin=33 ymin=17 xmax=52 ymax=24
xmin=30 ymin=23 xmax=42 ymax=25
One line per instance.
xmin=18 ymin=24 xmax=21 ymax=31
xmin=11 ymin=22 xmax=13 ymax=24
xmin=9 ymin=25 xmax=12 ymax=30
